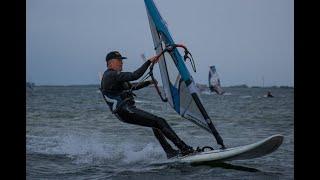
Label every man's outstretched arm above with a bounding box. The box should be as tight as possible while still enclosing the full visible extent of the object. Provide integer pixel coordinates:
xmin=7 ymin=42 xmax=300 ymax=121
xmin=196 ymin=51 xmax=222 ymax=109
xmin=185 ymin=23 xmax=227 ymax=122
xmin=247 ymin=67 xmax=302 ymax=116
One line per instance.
xmin=115 ymin=55 xmax=160 ymax=82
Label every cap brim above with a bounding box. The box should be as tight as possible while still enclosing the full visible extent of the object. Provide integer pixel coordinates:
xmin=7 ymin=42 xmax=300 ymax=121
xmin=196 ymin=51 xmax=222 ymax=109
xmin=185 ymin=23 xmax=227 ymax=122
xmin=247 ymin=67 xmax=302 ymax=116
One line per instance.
xmin=119 ymin=57 xmax=127 ymax=60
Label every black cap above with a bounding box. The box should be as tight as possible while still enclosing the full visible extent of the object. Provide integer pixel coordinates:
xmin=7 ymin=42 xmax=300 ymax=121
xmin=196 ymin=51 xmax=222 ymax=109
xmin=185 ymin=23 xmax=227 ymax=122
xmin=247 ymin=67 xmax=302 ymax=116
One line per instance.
xmin=106 ymin=51 xmax=127 ymax=62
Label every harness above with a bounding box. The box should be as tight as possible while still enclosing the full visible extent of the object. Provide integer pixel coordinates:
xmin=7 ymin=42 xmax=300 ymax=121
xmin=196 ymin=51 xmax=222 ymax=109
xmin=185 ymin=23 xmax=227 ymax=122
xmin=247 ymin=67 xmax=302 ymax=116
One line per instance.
xmin=100 ymin=88 xmax=135 ymax=114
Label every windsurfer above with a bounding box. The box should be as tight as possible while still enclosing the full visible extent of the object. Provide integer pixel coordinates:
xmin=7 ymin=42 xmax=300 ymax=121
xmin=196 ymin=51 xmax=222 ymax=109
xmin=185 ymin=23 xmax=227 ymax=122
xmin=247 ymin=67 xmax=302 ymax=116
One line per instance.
xmin=100 ymin=51 xmax=195 ymax=158
xmin=267 ymin=91 xmax=274 ymax=98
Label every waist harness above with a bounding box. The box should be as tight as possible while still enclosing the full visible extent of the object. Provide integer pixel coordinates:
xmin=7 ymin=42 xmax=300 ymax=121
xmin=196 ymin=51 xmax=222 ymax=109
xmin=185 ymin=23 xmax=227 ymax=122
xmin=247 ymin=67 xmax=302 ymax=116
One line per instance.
xmin=100 ymin=88 xmax=135 ymax=113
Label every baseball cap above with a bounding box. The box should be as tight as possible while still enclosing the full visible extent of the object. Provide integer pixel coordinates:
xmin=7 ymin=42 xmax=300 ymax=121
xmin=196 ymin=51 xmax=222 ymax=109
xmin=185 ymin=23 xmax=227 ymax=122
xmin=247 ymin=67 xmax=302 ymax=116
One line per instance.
xmin=106 ymin=51 xmax=127 ymax=62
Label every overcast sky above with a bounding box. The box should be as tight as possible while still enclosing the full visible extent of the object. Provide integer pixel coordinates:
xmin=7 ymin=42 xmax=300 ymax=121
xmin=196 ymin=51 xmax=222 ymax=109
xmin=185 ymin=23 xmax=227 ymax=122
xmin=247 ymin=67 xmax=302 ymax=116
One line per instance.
xmin=27 ymin=0 xmax=293 ymax=86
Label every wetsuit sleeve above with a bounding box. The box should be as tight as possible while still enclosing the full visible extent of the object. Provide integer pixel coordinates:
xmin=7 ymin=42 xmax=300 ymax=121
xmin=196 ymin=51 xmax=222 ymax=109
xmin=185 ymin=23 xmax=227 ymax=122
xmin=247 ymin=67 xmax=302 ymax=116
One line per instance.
xmin=131 ymin=81 xmax=151 ymax=90
xmin=115 ymin=60 xmax=152 ymax=82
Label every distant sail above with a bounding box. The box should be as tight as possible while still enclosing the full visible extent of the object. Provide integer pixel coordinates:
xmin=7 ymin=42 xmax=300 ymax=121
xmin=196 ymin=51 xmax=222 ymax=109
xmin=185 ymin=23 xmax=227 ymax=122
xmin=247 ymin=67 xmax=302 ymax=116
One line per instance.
xmin=208 ymin=66 xmax=225 ymax=95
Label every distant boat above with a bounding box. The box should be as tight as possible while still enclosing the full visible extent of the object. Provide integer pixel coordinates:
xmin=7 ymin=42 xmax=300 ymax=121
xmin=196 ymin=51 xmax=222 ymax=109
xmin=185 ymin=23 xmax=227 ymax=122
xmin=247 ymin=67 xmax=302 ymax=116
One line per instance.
xmin=208 ymin=66 xmax=225 ymax=95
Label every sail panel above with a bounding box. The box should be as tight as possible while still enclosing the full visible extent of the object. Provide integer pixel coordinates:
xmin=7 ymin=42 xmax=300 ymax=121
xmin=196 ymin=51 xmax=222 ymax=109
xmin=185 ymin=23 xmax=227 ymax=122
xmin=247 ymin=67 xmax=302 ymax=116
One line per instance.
xmin=146 ymin=12 xmax=174 ymax=108
xmin=144 ymin=0 xmax=212 ymax=132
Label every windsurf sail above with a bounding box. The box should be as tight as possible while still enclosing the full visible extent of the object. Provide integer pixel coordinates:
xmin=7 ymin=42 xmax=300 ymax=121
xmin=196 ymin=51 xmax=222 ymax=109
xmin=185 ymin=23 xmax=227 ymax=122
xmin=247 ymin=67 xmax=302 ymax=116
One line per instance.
xmin=208 ymin=66 xmax=225 ymax=95
xmin=144 ymin=0 xmax=225 ymax=148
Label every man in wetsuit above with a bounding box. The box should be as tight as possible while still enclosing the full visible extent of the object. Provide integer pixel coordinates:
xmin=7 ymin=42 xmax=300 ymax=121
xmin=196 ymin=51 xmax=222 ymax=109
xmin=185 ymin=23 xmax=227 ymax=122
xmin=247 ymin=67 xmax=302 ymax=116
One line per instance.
xmin=100 ymin=51 xmax=194 ymax=158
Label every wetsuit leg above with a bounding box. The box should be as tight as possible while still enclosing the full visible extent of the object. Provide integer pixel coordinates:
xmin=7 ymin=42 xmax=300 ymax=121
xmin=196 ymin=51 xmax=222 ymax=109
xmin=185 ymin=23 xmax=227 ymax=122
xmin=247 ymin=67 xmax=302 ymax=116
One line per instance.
xmin=152 ymin=128 xmax=179 ymax=158
xmin=116 ymin=105 xmax=193 ymax=154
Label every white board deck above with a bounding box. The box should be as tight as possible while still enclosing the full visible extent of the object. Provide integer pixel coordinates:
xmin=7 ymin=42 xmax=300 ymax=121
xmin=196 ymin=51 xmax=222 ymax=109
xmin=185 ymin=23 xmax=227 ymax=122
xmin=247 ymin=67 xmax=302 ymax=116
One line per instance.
xmin=172 ymin=134 xmax=284 ymax=163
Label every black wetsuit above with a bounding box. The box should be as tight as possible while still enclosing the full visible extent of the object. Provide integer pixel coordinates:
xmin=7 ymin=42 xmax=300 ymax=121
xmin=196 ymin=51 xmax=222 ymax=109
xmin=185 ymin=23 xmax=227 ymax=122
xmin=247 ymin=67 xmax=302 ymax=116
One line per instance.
xmin=100 ymin=60 xmax=193 ymax=158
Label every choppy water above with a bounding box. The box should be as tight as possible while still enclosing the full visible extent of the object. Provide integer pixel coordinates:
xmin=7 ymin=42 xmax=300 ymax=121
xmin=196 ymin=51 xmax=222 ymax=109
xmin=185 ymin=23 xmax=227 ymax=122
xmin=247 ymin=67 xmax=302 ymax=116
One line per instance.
xmin=27 ymin=86 xmax=294 ymax=180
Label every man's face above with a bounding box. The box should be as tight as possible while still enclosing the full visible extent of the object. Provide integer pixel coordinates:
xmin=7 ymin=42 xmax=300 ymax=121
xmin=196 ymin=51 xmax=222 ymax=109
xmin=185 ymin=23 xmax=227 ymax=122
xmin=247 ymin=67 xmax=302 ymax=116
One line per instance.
xmin=108 ymin=58 xmax=123 ymax=71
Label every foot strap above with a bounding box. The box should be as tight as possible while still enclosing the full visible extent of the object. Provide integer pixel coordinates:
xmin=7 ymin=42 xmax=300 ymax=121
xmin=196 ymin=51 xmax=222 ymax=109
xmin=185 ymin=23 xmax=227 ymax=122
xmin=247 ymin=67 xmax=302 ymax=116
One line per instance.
xmin=196 ymin=146 xmax=214 ymax=152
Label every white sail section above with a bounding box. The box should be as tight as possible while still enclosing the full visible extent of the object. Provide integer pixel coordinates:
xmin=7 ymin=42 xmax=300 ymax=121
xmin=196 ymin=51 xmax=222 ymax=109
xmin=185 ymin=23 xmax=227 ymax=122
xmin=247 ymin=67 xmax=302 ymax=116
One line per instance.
xmin=179 ymin=79 xmax=212 ymax=131
xmin=147 ymin=13 xmax=173 ymax=108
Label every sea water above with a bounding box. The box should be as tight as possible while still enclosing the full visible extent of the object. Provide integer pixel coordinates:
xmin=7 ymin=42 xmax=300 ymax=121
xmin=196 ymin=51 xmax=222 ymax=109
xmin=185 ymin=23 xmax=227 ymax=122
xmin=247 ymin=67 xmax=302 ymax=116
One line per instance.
xmin=27 ymin=86 xmax=293 ymax=180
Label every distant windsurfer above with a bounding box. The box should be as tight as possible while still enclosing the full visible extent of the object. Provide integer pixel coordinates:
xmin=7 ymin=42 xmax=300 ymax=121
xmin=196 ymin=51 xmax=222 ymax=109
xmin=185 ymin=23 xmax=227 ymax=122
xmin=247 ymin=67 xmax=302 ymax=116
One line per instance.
xmin=100 ymin=51 xmax=195 ymax=158
xmin=208 ymin=66 xmax=225 ymax=95
xmin=267 ymin=91 xmax=274 ymax=98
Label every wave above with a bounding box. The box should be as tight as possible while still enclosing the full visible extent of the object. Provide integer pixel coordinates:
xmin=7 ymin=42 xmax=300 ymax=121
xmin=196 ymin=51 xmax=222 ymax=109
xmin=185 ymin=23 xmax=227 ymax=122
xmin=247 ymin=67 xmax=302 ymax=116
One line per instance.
xmin=27 ymin=133 xmax=166 ymax=166
xmin=240 ymin=95 xmax=252 ymax=99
